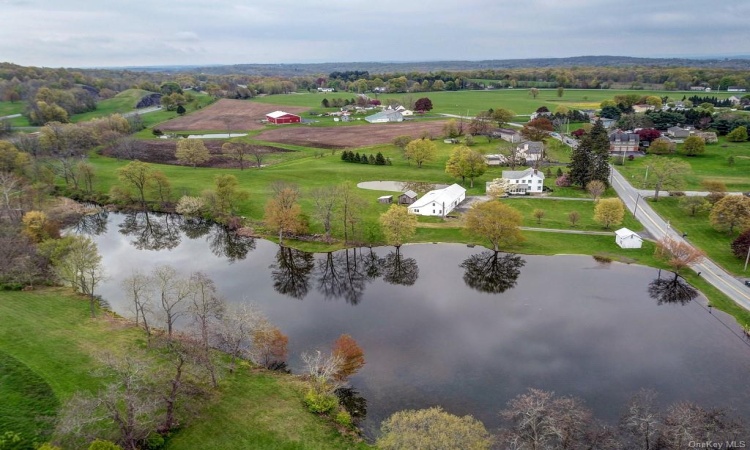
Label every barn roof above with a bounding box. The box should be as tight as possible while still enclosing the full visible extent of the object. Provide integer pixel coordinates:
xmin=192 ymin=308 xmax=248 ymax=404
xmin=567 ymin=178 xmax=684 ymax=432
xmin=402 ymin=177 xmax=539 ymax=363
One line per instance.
xmin=615 ymin=228 xmax=641 ymax=239
xmin=266 ymin=110 xmax=299 ymax=119
xmin=409 ymin=184 xmax=465 ymax=210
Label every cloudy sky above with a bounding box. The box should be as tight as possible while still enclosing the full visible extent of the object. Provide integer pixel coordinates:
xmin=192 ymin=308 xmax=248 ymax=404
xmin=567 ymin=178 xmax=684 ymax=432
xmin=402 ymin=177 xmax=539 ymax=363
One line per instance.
xmin=2 ymin=0 xmax=749 ymax=68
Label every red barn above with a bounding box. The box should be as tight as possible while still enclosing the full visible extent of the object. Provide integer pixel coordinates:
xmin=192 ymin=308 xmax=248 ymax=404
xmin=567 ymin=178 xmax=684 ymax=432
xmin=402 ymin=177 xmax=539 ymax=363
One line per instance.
xmin=266 ymin=110 xmax=301 ymax=124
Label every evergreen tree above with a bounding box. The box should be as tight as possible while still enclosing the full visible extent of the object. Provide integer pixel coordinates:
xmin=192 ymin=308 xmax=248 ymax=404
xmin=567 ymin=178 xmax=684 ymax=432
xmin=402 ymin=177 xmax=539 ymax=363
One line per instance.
xmin=354 ymin=152 xmax=360 ymax=162
xmin=360 ymin=154 xmax=368 ymax=164
xmin=588 ymin=121 xmax=611 ymax=185
xmin=376 ymin=152 xmax=386 ymax=165
xmin=369 ymin=154 xmax=376 ymax=164
xmin=341 ymin=150 xmax=349 ymax=162
xmin=569 ymin=140 xmax=592 ymax=188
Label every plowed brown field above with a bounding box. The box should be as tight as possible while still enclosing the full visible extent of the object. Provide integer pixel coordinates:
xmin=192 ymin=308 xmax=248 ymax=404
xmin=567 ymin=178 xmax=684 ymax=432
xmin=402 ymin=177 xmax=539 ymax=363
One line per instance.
xmin=157 ymin=99 xmax=309 ymax=131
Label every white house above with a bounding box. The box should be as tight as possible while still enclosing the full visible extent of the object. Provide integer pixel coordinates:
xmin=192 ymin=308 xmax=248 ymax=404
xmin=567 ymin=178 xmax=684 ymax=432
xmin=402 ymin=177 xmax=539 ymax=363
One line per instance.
xmin=408 ymin=184 xmax=466 ymax=217
xmin=517 ymin=141 xmax=544 ymax=162
xmin=615 ymin=228 xmax=643 ymax=249
xmin=501 ymin=168 xmax=545 ymax=194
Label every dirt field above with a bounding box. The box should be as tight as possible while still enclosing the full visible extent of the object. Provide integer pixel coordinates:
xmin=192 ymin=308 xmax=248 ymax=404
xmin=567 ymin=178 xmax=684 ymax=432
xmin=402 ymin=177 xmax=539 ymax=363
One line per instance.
xmin=102 ymin=139 xmax=290 ymax=169
xmin=254 ymin=120 xmax=449 ymax=149
xmin=157 ymin=99 xmax=309 ymax=131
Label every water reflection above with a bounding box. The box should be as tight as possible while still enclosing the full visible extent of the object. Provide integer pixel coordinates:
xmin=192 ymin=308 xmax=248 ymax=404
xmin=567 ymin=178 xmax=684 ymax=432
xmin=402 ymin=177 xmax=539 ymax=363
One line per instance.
xmin=315 ymin=248 xmax=368 ymax=305
xmin=206 ymin=226 xmax=255 ymax=262
xmin=118 ymin=211 xmax=181 ymax=251
xmin=460 ymin=251 xmax=525 ymax=294
xmin=335 ymin=387 xmax=367 ymax=422
xmin=270 ymin=246 xmax=315 ymax=299
xmin=179 ymin=216 xmax=212 ymax=240
xmin=648 ymin=271 xmax=699 ymax=305
xmin=381 ymin=247 xmax=419 ymax=286
xmin=70 ymin=208 xmax=109 ymax=236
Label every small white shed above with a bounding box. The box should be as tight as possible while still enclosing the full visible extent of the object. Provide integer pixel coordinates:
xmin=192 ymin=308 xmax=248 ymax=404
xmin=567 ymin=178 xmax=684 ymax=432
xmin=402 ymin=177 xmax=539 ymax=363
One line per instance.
xmin=615 ymin=228 xmax=643 ymax=249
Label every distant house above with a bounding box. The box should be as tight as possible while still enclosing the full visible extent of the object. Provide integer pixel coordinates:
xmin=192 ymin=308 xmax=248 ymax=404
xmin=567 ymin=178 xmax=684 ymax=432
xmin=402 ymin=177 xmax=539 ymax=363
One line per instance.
xmin=408 ymin=184 xmax=466 ymax=217
xmin=378 ymin=195 xmax=393 ymax=204
xmin=667 ymin=126 xmax=690 ymax=138
xmin=493 ymin=128 xmax=522 ymax=143
xmin=517 ymin=141 xmax=544 ymax=162
xmin=317 ymin=87 xmax=335 ymax=93
xmin=615 ymin=228 xmax=643 ymax=249
xmin=593 ymin=117 xmax=617 ymax=129
xmin=609 ymin=131 xmax=640 ymax=153
xmin=365 ymin=110 xmax=403 ymax=123
xmin=632 ymin=105 xmax=652 ymax=114
xmin=266 ymin=111 xmax=301 ymax=124
xmin=695 ymin=131 xmax=718 ymax=144
xmin=501 ymin=167 xmax=545 ymax=195
xmin=728 ymin=96 xmax=742 ymax=105
xmin=727 ymin=86 xmax=747 ymax=92
xmin=394 ymin=105 xmax=414 ymax=116
xmin=690 ymin=86 xmax=707 ymax=91
xmin=484 ymin=154 xmax=507 ymax=166
xmin=399 ymin=190 xmax=418 ymax=205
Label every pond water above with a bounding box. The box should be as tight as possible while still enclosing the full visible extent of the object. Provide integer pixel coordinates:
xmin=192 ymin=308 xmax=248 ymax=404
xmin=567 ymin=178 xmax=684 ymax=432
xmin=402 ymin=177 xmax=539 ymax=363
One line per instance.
xmin=77 ymin=211 xmax=750 ymax=437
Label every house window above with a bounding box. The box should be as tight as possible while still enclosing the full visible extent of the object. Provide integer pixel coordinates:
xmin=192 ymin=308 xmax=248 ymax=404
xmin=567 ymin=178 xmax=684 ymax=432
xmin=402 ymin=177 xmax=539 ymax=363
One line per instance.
xmin=538 ymin=180 xmax=542 ymax=184
xmin=433 ymin=210 xmax=435 ymax=214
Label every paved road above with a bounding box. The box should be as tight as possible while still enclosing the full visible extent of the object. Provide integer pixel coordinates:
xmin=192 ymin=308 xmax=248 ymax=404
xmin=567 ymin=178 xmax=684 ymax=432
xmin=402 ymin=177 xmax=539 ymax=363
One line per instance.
xmin=611 ymin=166 xmax=750 ymax=311
xmin=0 ymin=113 xmax=21 ymax=120
xmin=123 ymin=106 xmax=162 ymax=117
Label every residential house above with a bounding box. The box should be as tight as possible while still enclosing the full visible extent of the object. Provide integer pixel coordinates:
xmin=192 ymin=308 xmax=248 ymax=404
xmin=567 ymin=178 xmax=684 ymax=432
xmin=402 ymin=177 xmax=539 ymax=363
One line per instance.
xmin=727 ymin=86 xmax=747 ymax=92
xmin=266 ymin=111 xmax=301 ymax=124
xmin=593 ymin=117 xmax=617 ymax=129
xmin=501 ymin=167 xmax=545 ymax=195
xmin=317 ymin=87 xmax=335 ymax=93
xmin=398 ymin=191 xmax=418 ymax=205
xmin=517 ymin=141 xmax=544 ymax=162
xmin=667 ymin=126 xmax=690 ymax=138
xmin=690 ymin=86 xmax=707 ymax=91
xmin=394 ymin=105 xmax=414 ymax=116
xmin=632 ymin=105 xmax=653 ymax=114
xmin=615 ymin=228 xmax=643 ymax=249
xmin=408 ymin=184 xmax=466 ymax=217
xmin=728 ymin=96 xmax=742 ymax=105
xmin=609 ymin=131 xmax=640 ymax=153
xmin=365 ymin=110 xmax=403 ymax=123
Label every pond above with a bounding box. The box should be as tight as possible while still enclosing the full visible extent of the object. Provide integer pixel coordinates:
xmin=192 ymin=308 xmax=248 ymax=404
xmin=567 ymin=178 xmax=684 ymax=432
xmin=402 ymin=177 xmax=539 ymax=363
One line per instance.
xmin=77 ymin=211 xmax=750 ymax=437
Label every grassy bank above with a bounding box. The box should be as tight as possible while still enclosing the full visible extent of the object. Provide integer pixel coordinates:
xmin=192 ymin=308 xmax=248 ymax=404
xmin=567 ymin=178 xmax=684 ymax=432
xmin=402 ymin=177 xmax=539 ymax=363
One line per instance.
xmin=0 ymin=289 xmax=369 ymax=449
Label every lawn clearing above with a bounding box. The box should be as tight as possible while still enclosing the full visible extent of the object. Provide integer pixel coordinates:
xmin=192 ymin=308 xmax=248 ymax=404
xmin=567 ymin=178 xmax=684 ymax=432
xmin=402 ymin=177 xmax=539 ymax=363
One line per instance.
xmin=501 ymin=197 xmax=643 ymax=231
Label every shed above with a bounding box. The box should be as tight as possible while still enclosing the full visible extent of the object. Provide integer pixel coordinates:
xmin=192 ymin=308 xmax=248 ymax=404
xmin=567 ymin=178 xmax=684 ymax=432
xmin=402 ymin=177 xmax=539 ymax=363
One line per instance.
xmin=615 ymin=228 xmax=643 ymax=249
xmin=378 ymin=195 xmax=393 ymax=204
xmin=266 ymin=111 xmax=301 ymax=124
xmin=398 ymin=190 xmax=418 ymax=205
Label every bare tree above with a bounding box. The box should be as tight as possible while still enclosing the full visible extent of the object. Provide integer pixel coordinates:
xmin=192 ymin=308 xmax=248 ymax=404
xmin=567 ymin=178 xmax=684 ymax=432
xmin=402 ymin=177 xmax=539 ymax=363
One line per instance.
xmin=121 ymin=270 xmax=154 ymax=335
xmin=654 ymin=237 xmax=704 ymax=273
xmin=310 ymin=185 xmax=339 ymax=242
xmin=0 ymin=171 xmax=24 ymax=221
xmin=619 ymin=389 xmax=661 ymax=450
xmin=336 ymin=182 xmax=366 ymax=244
xmin=188 ymin=271 xmax=225 ymax=387
xmin=152 ymin=265 xmax=191 ymax=338
xmin=215 ymin=303 xmax=269 ymax=373
xmin=586 ymin=180 xmax=606 ymax=202
xmin=222 ymin=142 xmax=249 ymax=170
xmin=301 ymin=350 xmax=343 ymax=390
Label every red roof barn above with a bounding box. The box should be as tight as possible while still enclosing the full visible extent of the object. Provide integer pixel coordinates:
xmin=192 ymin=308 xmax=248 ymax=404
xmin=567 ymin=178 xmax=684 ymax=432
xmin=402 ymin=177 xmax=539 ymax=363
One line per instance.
xmin=266 ymin=110 xmax=301 ymax=124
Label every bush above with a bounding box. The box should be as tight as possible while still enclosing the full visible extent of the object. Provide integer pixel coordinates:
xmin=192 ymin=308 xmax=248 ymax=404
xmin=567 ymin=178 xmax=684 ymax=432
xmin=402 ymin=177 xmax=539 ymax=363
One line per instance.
xmin=303 ymin=389 xmax=338 ymax=414
xmin=88 ymin=440 xmax=124 ymax=450
xmin=334 ymin=409 xmax=354 ymax=428
xmin=555 ymin=174 xmax=571 ymax=187
xmin=668 ymin=191 xmax=686 ymax=197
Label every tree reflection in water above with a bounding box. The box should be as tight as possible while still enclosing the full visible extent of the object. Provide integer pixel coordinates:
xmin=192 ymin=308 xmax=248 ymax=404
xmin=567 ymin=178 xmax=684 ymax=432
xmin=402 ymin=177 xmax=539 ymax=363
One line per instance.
xmin=206 ymin=226 xmax=256 ymax=263
xmin=118 ymin=211 xmax=181 ymax=251
xmin=460 ymin=251 xmax=525 ymax=294
xmin=71 ymin=208 xmax=109 ymax=236
xmin=179 ymin=216 xmax=212 ymax=240
xmin=381 ymin=247 xmax=419 ymax=286
xmin=334 ymin=387 xmax=367 ymax=423
xmin=315 ymin=248 xmax=368 ymax=305
xmin=270 ymin=246 xmax=315 ymax=300
xmin=648 ymin=270 xmax=699 ymax=305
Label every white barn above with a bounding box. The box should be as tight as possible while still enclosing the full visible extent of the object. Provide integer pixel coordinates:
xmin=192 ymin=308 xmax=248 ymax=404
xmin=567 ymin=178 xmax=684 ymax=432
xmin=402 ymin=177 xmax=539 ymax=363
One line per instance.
xmin=615 ymin=228 xmax=643 ymax=249
xmin=501 ymin=167 xmax=545 ymax=195
xmin=408 ymin=184 xmax=466 ymax=217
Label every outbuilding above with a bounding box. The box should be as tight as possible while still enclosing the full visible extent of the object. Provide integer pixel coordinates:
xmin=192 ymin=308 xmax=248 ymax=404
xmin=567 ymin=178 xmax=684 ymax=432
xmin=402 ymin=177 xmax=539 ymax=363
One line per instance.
xmin=398 ymin=190 xmax=418 ymax=205
xmin=615 ymin=228 xmax=643 ymax=249
xmin=266 ymin=111 xmax=301 ymax=124
xmin=378 ymin=195 xmax=393 ymax=204
xmin=408 ymin=184 xmax=465 ymax=217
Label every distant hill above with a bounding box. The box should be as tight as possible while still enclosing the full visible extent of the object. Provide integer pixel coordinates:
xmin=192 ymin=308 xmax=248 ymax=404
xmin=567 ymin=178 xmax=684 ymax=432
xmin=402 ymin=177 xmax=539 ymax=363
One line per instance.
xmin=156 ymin=56 xmax=750 ymax=77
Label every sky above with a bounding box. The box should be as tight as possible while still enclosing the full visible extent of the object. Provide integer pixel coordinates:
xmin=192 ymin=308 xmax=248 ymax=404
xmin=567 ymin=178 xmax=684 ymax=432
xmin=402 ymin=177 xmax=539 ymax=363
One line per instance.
xmin=1 ymin=0 xmax=749 ymax=68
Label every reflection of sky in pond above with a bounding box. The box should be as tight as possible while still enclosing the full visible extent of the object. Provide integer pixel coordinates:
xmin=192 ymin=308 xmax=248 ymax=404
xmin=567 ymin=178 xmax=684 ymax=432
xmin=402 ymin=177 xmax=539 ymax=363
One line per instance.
xmin=87 ymin=213 xmax=750 ymax=437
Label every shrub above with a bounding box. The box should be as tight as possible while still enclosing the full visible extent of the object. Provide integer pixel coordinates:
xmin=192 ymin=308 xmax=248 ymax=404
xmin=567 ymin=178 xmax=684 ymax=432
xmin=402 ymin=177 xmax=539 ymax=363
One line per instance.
xmin=303 ymin=389 xmax=338 ymax=414
xmin=555 ymin=174 xmax=571 ymax=187
xmin=727 ymin=125 xmax=748 ymax=142
xmin=334 ymin=409 xmax=354 ymax=428
xmin=175 ymin=195 xmax=205 ymax=217
xmin=88 ymin=440 xmax=124 ymax=450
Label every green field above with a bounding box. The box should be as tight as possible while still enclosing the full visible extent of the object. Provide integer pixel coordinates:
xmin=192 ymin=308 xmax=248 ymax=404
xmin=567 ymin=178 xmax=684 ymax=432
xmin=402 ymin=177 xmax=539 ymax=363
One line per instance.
xmin=0 ymin=289 xmax=369 ymax=450
xmin=71 ymin=90 xmax=216 ymax=124
xmin=250 ymin=89 xmax=736 ymax=117
xmin=501 ymin=197 xmax=643 ymax=231
xmin=615 ymin=138 xmax=750 ymax=192
xmin=0 ymin=101 xmax=30 ymax=127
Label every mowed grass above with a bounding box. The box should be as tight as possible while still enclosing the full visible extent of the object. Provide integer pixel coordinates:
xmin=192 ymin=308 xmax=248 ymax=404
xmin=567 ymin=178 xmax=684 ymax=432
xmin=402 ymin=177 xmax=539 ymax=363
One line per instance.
xmin=250 ymin=89 xmax=736 ymax=117
xmin=0 ymin=101 xmax=31 ymax=126
xmin=72 ymin=90 xmax=216 ymax=125
xmin=501 ymin=197 xmax=643 ymax=231
xmin=646 ymin=197 xmax=749 ymax=275
xmin=0 ymin=289 xmax=370 ymax=450
xmin=615 ymin=138 xmax=750 ymax=192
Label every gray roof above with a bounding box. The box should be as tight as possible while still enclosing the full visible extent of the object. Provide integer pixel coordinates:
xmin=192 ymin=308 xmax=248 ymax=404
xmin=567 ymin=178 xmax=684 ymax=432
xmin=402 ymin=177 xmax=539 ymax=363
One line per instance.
xmin=401 ymin=190 xmax=418 ymax=198
xmin=518 ymin=141 xmax=544 ymax=153
xmin=502 ymin=167 xmax=545 ymax=180
xmin=609 ymin=132 xmax=639 ymax=143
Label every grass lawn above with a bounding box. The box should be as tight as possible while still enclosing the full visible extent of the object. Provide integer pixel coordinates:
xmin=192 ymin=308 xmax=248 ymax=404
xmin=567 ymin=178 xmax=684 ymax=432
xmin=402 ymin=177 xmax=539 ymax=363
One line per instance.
xmin=645 ymin=197 xmax=749 ymax=276
xmin=615 ymin=138 xmax=750 ymax=192
xmin=71 ymin=90 xmax=216 ymax=125
xmin=0 ymin=100 xmax=31 ymax=126
xmin=501 ymin=197 xmax=643 ymax=231
xmin=0 ymin=289 xmax=369 ymax=449
xmin=250 ymin=89 xmax=736 ymax=117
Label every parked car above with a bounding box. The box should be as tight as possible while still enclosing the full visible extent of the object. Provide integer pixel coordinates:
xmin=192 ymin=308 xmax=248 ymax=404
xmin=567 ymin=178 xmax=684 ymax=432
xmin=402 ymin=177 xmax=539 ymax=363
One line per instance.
xmin=745 ymin=280 xmax=750 ymax=287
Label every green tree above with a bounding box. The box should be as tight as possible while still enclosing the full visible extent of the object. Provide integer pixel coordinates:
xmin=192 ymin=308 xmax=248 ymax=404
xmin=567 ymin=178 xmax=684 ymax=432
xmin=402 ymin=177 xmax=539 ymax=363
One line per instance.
xmin=594 ymin=198 xmax=624 ymax=229
xmin=42 ymin=235 xmax=105 ymax=317
xmin=678 ymin=196 xmax=711 ymax=217
xmin=645 ymin=96 xmax=663 ymax=109
xmin=529 ymin=87 xmax=539 ymax=99
xmin=264 ymin=183 xmax=306 ymax=243
xmin=533 ymin=208 xmax=545 ymax=224
xmin=710 ymin=195 xmax=750 ymax=234
xmin=211 ymin=174 xmax=248 ymax=218
xmin=175 ymin=139 xmax=210 ymax=168
xmin=445 ymin=146 xmax=487 ymax=188
xmin=646 ymin=157 xmax=690 ymax=201
xmin=379 ymin=205 xmax=417 ymax=248
xmin=648 ymin=138 xmax=675 ymax=155
xmin=465 ymin=201 xmax=523 ymax=251
xmin=727 ymin=126 xmax=748 ymax=142
xmin=117 ymin=160 xmax=153 ymax=208
xmin=377 ymin=407 xmax=492 ymax=450
xmin=404 ymin=139 xmax=437 ymax=168
xmin=491 ymin=108 xmax=515 ymax=128
xmin=176 ymin=104 xmax=186 ymax=115
xmin=681 ymin=136 xmax=705 ymax=156
xmin=556 ymin=86 xmax=565 ymax=97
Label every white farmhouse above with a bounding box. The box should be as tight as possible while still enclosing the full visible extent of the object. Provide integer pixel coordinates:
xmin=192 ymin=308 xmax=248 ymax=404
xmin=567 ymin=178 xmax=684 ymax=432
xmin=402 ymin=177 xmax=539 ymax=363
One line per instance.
xmin=408 ymin=184 xmax=466 ymax=217
xmin=615 ymin=228 xmax=643 ymax=249
xmin=501 ymin=167 xmax=545 ymax=195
